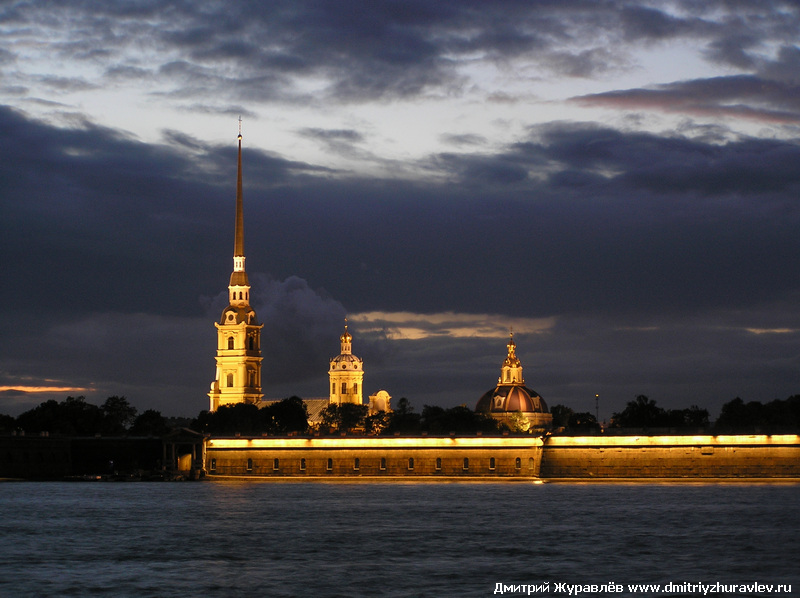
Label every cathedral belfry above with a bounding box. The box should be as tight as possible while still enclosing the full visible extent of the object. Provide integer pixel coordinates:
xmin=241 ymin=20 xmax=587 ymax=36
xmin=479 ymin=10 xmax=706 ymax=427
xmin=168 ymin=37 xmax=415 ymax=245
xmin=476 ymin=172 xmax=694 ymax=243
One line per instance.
xmin=208 ymin=123 xmax=263 ymax=412
xmin=329 ymin=320 xmax=364 ymax=406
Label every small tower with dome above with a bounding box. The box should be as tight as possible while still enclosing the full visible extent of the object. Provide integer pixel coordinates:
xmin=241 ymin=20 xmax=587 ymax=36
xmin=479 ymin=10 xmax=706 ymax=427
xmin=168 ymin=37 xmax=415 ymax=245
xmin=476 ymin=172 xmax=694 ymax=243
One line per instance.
xmin=329 ymin=320 xmax=364 ymax=405
xmin=475 ymin=332 xmax=552 ymax=433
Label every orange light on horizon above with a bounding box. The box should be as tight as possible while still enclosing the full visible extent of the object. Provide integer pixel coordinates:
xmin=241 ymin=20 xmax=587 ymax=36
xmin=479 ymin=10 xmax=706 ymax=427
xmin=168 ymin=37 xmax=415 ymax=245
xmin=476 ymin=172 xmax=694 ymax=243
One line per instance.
xmin=0 ymin=386 xmax=93 ymax=393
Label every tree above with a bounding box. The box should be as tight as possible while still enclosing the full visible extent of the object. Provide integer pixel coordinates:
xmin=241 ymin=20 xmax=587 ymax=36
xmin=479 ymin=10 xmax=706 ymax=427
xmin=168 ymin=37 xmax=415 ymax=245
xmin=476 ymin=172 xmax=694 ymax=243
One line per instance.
xmin=610 ymin=395 xmax=665 ymax=428
xmin=550 ymin=404 xmax=574 ymax=429
xmin=384 ymin=398 xmax=421 ymax=434
xmin=101 ymin=396 xmax=137 ymax=434
xmin=320 ymin=403 xmax=368 ymax=433
xmin=262 ymin=396 xmax=308 ymax=434
xmin=130 ymin=409 xmax=171 ymax=436
xmin=364 ymin=410 xmax=391 ymax=435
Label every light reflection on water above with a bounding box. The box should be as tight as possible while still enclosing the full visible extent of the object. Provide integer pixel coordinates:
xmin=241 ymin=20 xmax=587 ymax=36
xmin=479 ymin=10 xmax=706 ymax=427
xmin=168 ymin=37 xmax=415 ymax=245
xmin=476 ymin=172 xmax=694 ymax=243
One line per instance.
xmin=0 ymin=481 xmax=797 ymax=597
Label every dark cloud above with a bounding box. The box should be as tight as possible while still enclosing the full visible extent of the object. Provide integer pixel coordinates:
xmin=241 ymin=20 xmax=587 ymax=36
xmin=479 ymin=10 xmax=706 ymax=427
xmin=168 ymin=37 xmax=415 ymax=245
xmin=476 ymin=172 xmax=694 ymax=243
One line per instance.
xmin=7 ymin=1 xmax=798 ymax=104
xmin=572 ymin=75 xmax=800 ymax=123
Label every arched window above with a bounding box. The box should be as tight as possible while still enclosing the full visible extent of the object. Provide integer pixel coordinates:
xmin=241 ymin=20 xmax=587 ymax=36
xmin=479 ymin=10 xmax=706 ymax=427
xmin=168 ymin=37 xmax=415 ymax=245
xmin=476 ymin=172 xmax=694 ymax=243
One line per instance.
xmin=515 ymin=457 xmax=521 ymax=470
xmin=435 ymin=457 xmax=442 ymax=471
xmin=300 ymin=458 xmax=306 ymax=472
xmin=227 ymin=336 xmax=234 ymax=350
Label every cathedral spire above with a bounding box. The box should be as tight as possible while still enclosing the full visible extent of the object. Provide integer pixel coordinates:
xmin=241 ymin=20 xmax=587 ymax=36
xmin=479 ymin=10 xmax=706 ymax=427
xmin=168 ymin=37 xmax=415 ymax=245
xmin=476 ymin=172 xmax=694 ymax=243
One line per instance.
xmin=234 ymin=116 xmax=244 ymax=260
xmin=229 ymin=119 xmax=249 ymax=304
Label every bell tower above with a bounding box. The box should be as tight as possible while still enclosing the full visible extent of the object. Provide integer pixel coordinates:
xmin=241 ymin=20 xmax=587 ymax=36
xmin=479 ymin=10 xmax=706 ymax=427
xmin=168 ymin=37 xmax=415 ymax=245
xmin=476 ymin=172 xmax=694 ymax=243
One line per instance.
xmin=208 ymin=122 xmax=263 ymax=411
xmin=329 ymin=320 xmax=364 ymax=405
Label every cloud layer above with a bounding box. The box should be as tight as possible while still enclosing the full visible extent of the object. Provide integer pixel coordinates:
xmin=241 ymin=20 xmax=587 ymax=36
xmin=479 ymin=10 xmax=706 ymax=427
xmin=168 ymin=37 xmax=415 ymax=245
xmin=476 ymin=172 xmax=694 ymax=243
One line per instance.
xmin=1 ymin=1 xmax=799 ymax=418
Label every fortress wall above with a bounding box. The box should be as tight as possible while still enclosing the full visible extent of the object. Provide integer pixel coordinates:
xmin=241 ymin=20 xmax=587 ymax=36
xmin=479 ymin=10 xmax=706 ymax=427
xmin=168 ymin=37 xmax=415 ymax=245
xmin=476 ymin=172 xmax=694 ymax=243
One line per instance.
xmin=540 ymin=435 xmax=800 ymax=479
xmin=205 ymin=437 xmax=544 ymax=478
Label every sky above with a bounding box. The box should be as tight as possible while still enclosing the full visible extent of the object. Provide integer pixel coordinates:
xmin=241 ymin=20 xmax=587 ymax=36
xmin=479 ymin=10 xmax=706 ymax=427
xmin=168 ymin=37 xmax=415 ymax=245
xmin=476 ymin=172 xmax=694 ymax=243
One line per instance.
xmin=1 ymin=0 xmax=799 ymax=420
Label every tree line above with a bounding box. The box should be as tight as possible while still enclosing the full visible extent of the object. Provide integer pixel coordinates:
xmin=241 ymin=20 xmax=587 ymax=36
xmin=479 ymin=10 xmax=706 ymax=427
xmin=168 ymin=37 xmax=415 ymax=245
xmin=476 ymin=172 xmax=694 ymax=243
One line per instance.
xmin=2 ymin=393 xmax=798 ymax=437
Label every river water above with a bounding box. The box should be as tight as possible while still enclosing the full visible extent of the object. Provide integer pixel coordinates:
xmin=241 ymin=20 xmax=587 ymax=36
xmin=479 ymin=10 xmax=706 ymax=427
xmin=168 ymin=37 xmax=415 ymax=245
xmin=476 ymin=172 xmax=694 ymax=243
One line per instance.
xmin=0 ymin=480 xmax=796 ymax=597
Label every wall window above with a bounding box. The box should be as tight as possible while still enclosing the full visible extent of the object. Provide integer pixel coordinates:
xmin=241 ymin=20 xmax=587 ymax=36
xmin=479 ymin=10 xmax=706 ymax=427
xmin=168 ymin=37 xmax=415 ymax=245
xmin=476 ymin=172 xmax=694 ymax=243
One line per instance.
xmin=228 ymin=336 xmax=234 ymax=350
xmin=300 ymin=458 xmax=306 ymax=472
xmin=529 ymin=457 xmax=535 ymax=471
xmin=326 ymin=458 xmax=333 ymax=472
xmin=489 ymin=457 xmax=496 ymax=471
xmin=435 ymin=457 xmax=442 ymax=471
xmin=273 ymin=458 xmax=279 ymax=471
xmin=463 ymin=458 xmax=469 ymax=471
xmin=353 ymin=383 xmax=358 ymax=394
xmin=408 ymin=457 xmax=414 ymax=470
xmin=246 ymin=458 xmax=253 ymax=472
xmin=226 ymin=373 xmax=234 ymax=387
xmin=380 ymin=457 xmax=386 ymax=471
xmin=341 ymin=382 xmax=347 ymax=394
xmin=210 ymin=458 xmax=216 ymax=472
xmin=515 ymin=457 xmax=521 ymax=470
xmin=332 ymin=383 xmax=336 ymax=394
xmin=354 ymin=458 xmax=360 ymax=471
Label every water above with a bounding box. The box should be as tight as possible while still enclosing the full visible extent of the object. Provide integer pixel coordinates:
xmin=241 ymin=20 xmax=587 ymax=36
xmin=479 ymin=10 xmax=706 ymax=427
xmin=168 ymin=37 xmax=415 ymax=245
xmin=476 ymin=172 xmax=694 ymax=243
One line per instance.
xmin=0 ymin=481 xmax=797 ymax=597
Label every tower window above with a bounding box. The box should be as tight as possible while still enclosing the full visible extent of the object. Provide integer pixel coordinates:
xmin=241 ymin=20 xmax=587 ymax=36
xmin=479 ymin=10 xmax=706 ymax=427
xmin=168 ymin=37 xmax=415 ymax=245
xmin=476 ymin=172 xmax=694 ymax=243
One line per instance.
xmin=228 ymin=337 xmax=234 ymax=350
xmin=226 ymin=373 xmax=234 ymax=387
xmin=353 ymin=383 xmax=358 ymax=394
xmin=331 ymin=383 xmax=336 ymax=394
xmin=248 ymin=337 xmax=254 ymax=350
xmin=341 ymin=382 xmax=347 ymax=394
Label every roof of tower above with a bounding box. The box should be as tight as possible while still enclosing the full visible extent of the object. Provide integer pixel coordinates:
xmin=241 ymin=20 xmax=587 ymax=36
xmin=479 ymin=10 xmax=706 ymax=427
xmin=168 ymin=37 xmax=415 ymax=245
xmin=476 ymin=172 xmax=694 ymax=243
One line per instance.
xmin=476 ymin=385 xmax=548 ymax=414
xmin=234 ymin=129 xmax=245 ymax=258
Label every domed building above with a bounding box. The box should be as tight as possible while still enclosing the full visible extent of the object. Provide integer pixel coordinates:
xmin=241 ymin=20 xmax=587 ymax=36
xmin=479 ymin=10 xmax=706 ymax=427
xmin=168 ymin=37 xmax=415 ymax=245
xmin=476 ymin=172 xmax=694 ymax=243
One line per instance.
xmin=476 ymin=333 xmax=552 ymax=433
xmin=329 ymin=321 xmax=364 ymax=405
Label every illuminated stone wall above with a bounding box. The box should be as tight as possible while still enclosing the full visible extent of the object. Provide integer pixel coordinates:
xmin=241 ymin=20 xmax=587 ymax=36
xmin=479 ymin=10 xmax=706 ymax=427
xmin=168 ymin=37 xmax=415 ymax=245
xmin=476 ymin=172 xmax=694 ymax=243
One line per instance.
xmin=205 ymin=437 xmax=544 ymax=478
xmin=540 ymin=435 xmax=800 ymax=479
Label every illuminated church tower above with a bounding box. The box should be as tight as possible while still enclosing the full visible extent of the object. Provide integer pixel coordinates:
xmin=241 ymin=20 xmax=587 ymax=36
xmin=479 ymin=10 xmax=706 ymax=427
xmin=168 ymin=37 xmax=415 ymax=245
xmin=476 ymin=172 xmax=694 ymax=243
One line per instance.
xmin=329 ymin=320 xmax=364 ymax=405
xmin=208 ymin=123 xmax=263 ymax=412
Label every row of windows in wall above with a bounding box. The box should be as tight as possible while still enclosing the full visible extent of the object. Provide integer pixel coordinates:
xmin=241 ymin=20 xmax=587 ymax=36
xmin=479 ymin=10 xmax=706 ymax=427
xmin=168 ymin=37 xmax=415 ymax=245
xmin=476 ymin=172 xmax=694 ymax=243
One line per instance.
xmin=224 ymin=370 xmax=258 ymax=388
xmin=227 ymin=336 xmax=259 ymax=350
xmin=231 ymin=291 xmax=249 ymax=301
xmin=332 ymin=382 xmax=357 ymax=394
xmin=209 ymin=457 xmax=536 ymax=472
